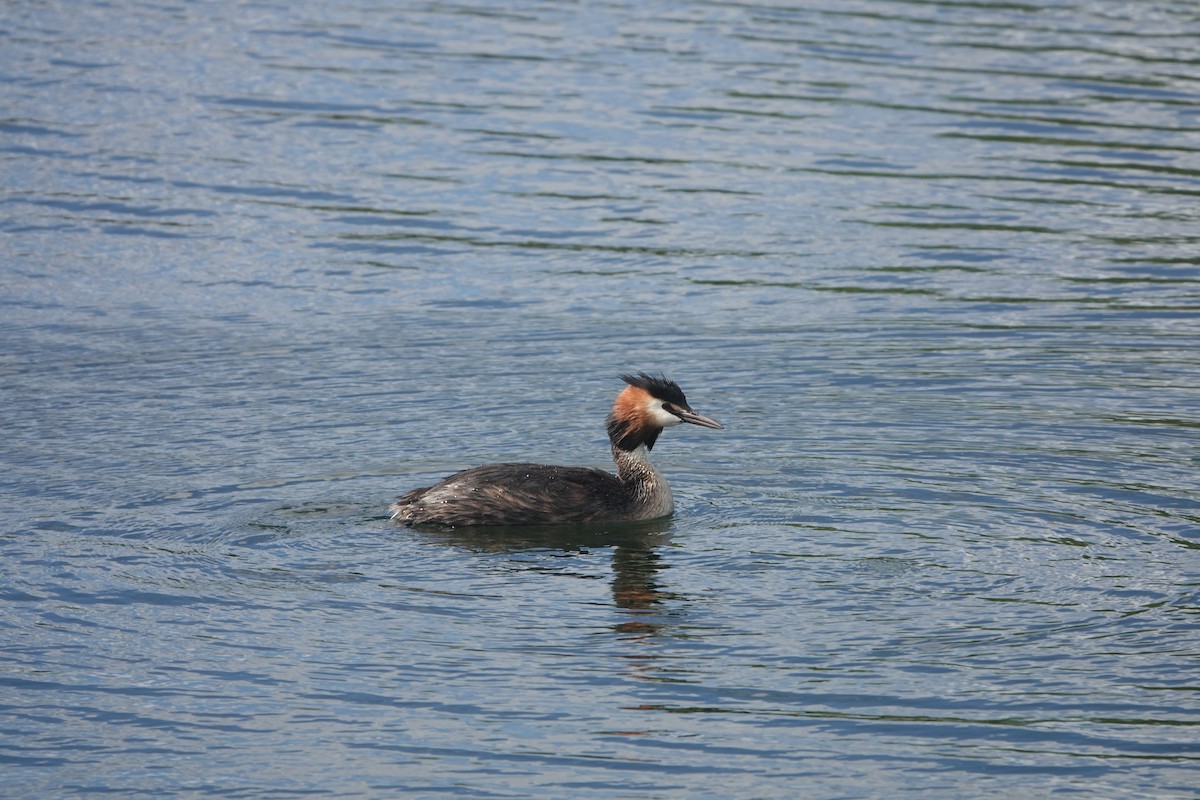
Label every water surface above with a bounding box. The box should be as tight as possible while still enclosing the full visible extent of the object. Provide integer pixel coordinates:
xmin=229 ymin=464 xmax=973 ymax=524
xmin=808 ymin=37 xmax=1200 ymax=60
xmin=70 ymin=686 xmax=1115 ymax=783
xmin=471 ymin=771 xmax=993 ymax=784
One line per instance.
xmin=2 ymin=1 xmax=1198 ymax=797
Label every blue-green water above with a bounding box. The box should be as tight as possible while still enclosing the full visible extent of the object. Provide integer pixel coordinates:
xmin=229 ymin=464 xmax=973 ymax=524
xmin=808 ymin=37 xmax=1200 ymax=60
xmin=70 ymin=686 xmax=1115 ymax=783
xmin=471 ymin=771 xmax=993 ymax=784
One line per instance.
xmin=2 ymin=1 xmax=1198 ymax=797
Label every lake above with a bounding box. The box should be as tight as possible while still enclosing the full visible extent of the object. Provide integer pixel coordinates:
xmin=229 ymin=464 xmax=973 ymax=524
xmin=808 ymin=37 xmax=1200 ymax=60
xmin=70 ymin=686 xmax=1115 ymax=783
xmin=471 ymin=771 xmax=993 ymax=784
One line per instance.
xmin=2 ymin=1 xmax=1198 ymax=797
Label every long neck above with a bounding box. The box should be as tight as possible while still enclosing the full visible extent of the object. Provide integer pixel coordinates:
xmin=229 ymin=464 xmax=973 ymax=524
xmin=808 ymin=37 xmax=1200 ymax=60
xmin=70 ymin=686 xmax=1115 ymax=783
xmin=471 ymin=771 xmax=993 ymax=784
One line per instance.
xmin=611 ymin=444 xmax=674 ymax=519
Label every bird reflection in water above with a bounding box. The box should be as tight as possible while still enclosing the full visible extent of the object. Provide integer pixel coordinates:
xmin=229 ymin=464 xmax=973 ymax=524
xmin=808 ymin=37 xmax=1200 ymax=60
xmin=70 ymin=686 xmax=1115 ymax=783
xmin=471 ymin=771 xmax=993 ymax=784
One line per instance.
xmin=609 ymin=531 xmax=671 ymax=636
xmin=421 ymin=517 xmax=676 ymax=638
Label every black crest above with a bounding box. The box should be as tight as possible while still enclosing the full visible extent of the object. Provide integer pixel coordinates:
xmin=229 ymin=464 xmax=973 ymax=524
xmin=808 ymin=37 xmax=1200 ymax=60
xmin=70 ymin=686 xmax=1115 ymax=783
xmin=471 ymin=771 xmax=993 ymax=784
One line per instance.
xmin=618 ymin=372 xmax=688 ymax=406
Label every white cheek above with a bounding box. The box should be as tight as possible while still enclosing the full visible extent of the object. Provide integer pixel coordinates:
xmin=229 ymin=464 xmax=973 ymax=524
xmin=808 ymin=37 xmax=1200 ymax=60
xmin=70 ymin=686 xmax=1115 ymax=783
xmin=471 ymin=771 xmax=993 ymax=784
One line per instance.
xmin=645 ymin=400 xmax=682 ymax=427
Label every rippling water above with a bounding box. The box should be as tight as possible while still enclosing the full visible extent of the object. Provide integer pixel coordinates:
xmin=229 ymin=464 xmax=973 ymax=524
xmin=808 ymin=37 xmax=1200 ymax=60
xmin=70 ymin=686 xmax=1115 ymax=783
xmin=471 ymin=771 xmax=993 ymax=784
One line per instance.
xmin=3 ymin=1 xmax=1198 ymax=797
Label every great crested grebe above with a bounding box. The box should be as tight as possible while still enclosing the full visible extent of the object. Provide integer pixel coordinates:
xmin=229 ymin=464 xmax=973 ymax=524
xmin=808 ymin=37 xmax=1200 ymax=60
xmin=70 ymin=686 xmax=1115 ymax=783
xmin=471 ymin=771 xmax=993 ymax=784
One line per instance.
xmin=390 ymin=372 xmax=723 ymax=527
